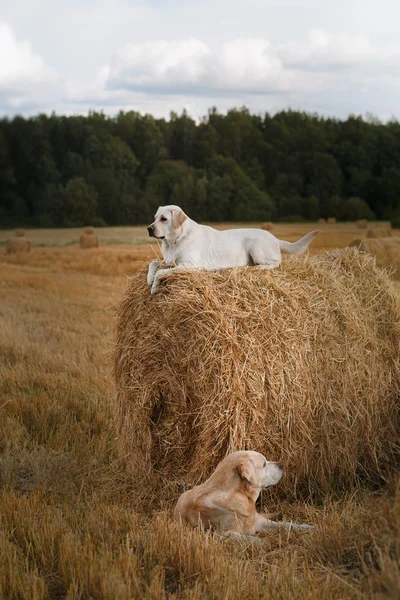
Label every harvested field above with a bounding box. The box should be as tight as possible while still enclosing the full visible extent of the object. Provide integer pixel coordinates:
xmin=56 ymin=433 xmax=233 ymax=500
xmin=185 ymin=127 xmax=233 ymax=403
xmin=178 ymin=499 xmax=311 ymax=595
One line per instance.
xmin=0 ymin=244 xmax=161 ymax=276
xmin=0 ymin=225 xmax=156 ymax=246
xmin=367 ymin=226 xmax=392 ymax=238
xmin=1 ymin=231 xmax=400 ymax=598
xmin=114 ymin=249 xmax=400 ymax=507
xmin=0 ymin=220 xmax=395 ymax=249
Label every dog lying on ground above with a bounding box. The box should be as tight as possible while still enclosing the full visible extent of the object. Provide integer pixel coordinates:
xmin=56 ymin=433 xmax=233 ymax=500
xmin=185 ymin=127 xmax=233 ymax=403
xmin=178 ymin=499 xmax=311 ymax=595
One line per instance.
xmin=174 ymin=451 xmax=312 ymax=541
xmin=147 ymin=205 xmax=319 ymax=294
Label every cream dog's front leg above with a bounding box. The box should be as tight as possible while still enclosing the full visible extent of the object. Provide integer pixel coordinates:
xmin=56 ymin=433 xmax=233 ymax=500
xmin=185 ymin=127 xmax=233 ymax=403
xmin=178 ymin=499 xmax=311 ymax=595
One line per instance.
xmin=254 ymin=514 xmax=313 ymax=533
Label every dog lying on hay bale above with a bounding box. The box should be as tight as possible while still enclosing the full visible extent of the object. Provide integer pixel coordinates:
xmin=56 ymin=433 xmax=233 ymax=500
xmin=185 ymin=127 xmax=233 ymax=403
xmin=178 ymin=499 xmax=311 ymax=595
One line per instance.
xmin=114 ymin=249 xmax=400 ymax=509
xmin=146 ymin=205 xmax=319 ymax=294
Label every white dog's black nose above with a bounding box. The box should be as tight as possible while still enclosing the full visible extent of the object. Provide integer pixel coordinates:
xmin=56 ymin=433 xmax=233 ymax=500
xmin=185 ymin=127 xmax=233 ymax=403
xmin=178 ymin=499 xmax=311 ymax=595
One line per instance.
xmin=147 ymin=226 xmax=154 ymax=237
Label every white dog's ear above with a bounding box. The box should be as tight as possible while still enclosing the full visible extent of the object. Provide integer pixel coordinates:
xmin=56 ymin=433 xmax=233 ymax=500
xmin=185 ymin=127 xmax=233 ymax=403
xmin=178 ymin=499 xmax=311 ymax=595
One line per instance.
xmin=237 ymin=460 xmax=258 ymax=486
xmin=171 ymin=208 xmax=187 ymax=229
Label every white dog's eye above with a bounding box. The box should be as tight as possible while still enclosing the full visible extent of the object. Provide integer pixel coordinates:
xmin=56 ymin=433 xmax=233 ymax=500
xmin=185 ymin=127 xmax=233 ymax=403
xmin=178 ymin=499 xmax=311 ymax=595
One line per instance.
xmin=160 ymin=216 xmax=167 ymax=222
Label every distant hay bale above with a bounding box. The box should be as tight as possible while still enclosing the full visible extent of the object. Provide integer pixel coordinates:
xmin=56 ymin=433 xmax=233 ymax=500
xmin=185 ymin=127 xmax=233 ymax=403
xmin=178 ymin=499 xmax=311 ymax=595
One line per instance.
xmin=79 ymin=233 xmax=99 ymax=249
xmin=114 ymin=250 xmax=400 ymax=507
xmin=15 ymin=228 xmax=25 ymax=237
xmin=317 ymin=218 xmax=326 ymax=224
xmin=84 ymin=226 xmax=95 ymax=235
xmin=349 ymin=237 xmax=400 ymax=276
xmin=367 ymin=226 xmax=392 ymax=239
xmin=5 ymin=237 xmax=31 ymax=254
xmin=261 ymin=222 xmax=273 ymax=231
xmin=356 ymin=219 xmax=368 ymax=229
xmin=327 ymin=217 xmax=336 ymax=224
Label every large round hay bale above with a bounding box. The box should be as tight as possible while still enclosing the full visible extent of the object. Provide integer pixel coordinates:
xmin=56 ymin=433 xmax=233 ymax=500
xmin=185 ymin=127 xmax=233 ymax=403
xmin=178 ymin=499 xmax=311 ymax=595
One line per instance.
xmin=84 ymin=226 xmax=95 ymax=235
xmin=317 ymin=218 xmax=326 ymax=224
xmin=356 ymin=219 xmax=368 ymax=229
xmin=114 ymin=250 xmax=400 ymax=507
xmin=5 ymin=238 xmax=31 ymax=254
xmin=261 ymin=222 xmax=273 ymax=231
xmin=15 ymin=228 xmax=25 ymax=237
xmin=367 ymin=226 xmax=392 ymax=239
xmin=349 ymin=237 xmax=400 ymax=276
xmin=327 ymin=217 xmax=336 ymax=224
xmin=79 ymin=233 xmax=99 ymax=249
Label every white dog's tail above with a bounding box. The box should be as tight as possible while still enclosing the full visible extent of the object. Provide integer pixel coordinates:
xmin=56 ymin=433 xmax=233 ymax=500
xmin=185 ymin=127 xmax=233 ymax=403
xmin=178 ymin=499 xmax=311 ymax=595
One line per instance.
xmin=279 ymin=231 xmax=320 ymax=255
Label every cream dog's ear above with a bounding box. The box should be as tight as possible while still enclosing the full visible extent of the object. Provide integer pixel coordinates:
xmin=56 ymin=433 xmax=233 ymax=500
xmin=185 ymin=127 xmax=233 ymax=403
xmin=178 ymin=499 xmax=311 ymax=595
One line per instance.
xmin=171 ymin=208 xmax=187 ymax=229
xmin=237 ymin=459 xmax=258 ymax=486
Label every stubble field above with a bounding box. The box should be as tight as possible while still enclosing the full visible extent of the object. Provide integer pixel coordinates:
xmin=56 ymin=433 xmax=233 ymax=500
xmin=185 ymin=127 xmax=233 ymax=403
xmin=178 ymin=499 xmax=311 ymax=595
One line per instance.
xmin=0 ymin=222 xmax=399 ymax=599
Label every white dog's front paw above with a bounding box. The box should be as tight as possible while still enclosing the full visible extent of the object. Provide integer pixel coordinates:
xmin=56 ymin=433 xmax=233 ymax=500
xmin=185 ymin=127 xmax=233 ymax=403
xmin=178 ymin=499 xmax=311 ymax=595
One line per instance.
xmin=151 ymin=282 xmax=159 ymax=295
xmin=147 ymin=260 xmax=161 ymax=285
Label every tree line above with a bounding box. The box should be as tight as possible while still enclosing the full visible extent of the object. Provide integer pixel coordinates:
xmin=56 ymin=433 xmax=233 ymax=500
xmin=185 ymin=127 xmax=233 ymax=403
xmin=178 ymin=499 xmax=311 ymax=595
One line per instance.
xmin=1 ymin=108 xmax=400 ymax=227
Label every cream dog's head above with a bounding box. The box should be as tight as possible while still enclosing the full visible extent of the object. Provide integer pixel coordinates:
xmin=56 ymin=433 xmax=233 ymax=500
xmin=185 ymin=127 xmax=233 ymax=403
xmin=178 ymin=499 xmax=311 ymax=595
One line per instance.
xmin=230 ymin=450 xmax=283 ymax=489
xmin=147 ymin=205 xmax=188 ymax=241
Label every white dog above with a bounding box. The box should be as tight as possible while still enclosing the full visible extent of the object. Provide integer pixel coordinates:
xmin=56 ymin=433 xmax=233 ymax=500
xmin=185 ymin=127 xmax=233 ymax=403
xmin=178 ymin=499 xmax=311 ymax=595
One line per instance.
xmin=174 ymin=451 xmax=312 ymax=540
xmin=147 ymin=205 xmax=319 ymax=294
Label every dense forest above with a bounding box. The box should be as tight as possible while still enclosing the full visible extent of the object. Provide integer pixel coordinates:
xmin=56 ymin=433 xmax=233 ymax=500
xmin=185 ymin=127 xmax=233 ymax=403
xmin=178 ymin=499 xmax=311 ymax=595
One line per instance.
xmin=1 ymin=108 xmax=400 ymax=227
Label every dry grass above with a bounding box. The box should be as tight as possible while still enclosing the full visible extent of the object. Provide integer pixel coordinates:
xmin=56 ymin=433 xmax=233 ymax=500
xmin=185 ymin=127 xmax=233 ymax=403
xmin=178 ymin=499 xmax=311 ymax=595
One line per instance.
xmin=0 ymin=244 xmax=161 ymax=276
xmin=1 ymin=239 xmax=400 ymax=598
xmin=349 ymin=237 xmax=400 ymax=279
xmin=114 ymin=250 xmax=400 ymax=509
xmin=15 ymin=228 xmax=25 ymax=237
xmin=327 ymin=218 xmax=337 ymax=224
xmin=367 ymin=227 xmax=393 ymax=239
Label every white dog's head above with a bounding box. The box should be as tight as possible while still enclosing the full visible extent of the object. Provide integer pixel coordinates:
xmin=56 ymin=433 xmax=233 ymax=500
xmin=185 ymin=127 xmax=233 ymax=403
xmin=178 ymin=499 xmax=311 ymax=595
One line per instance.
xmin=233 ymin=450 xmax=283 ymax=489
xmin=147 ymin=205 xmax=188 ymax=241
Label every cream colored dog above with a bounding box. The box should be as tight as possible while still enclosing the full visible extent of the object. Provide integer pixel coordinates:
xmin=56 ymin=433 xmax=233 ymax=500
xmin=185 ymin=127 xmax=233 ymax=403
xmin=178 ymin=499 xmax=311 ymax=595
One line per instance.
xmin=174 ymin=451 xmax=312 ymax=540
xmin=147 ymin=205 xmax=319 ymax=294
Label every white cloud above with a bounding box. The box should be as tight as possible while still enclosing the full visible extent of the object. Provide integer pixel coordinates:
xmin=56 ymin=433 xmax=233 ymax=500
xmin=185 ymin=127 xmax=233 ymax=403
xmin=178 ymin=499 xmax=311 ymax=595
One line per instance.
xmin=1 ymin=0 xmax=400 ymax=121
xmin=107 ymin=39 xmax=210 ymax=93
xmin=107 ymin=38 xmax=290 ymax=95
xmin=0 ymin=22 xmax=58 ymax=96
xmin=103 ymin=31 xmax=400 ymax=100
xmin=279 ymin=29 xmax=400 ymax=73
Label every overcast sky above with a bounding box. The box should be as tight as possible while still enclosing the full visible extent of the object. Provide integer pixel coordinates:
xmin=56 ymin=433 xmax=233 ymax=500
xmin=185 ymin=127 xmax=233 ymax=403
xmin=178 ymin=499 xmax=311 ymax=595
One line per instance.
xmin=1 ymin=0 xmax=400 ymax=120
